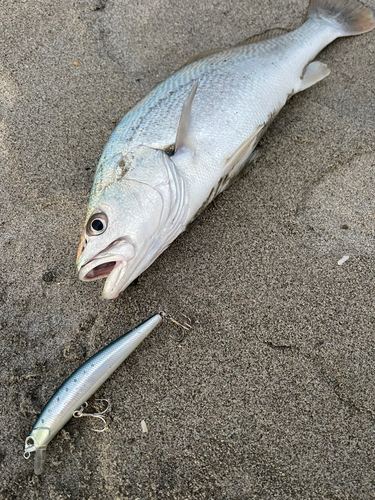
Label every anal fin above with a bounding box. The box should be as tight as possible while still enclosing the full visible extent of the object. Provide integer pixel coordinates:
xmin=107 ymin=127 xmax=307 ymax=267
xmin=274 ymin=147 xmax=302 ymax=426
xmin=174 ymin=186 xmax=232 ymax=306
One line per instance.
xmin=298 ymin=61 xmax=330 ymax=92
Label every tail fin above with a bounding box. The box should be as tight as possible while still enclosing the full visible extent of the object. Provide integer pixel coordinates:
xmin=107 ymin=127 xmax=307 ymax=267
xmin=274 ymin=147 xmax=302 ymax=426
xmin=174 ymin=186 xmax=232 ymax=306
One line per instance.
xmin=308 ymin=0 xmax=375 ymax=36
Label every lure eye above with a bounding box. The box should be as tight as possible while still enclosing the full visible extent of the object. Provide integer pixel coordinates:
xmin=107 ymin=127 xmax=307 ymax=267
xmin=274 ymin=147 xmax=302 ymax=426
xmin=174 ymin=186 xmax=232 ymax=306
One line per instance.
xmin=26 ymin=437 xmax=34 ymax=447
xmin=87 ymin=213 xmax=108 ymax=236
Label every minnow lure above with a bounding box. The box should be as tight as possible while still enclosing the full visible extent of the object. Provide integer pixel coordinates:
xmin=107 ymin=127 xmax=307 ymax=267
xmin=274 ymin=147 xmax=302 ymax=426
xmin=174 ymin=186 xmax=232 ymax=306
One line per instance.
xmin=24 ymin=313 xmax=162 ymax=474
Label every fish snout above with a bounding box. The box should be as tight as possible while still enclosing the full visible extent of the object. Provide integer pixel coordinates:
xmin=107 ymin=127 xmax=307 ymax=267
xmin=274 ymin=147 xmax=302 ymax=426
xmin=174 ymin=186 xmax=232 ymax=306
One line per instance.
xmin=77 ymin=238 xmax=135 ymax=284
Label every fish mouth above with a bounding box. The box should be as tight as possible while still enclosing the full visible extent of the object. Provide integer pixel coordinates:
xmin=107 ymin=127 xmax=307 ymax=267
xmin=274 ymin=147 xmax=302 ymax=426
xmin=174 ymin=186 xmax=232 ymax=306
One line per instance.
xmin=83 ymin=261 xmax=118 ymax=280
xmin=78 ymin=238 xmax=135 ymax=298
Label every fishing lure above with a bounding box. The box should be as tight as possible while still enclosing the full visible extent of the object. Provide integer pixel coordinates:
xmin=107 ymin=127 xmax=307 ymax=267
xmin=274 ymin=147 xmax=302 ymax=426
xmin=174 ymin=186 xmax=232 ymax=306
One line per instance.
xmin=24 ymin=313 xmax=163 ymax=474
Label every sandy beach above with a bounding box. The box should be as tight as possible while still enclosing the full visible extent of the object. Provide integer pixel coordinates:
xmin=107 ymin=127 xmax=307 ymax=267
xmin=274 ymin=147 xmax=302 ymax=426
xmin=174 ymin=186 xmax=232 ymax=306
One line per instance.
xmin=0 ymin=0 xmax=374 ymax=498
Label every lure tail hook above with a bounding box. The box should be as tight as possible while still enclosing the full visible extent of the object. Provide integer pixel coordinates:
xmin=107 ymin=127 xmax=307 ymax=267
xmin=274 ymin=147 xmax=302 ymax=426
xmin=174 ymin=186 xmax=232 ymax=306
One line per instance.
xmin=160 ymin=311 xmax=192 ymax=342
xmin=73 ymin=399 xmax=110 ymax=433
xmin=160 ymin=311 xmax=192 ymax=330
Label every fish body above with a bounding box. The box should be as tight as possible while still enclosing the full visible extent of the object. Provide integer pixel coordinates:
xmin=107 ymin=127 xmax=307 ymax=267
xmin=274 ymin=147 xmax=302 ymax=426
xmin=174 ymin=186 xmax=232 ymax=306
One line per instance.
xmin=24 ymin=314 xmax=162 ymax=474
xmin=77 ymin=0 xmax=375 ymax=299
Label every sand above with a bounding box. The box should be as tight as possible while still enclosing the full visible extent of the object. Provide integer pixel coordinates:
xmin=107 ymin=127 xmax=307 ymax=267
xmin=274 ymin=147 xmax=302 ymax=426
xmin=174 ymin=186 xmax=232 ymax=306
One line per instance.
xmin=0 ymin=0 xmax=374 ymax=498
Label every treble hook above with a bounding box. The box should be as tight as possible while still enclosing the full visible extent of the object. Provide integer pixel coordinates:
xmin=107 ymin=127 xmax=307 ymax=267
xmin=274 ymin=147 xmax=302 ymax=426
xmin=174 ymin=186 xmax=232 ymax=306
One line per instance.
xmin=160 ymin=311 xmax=192 ymax=342
xmin=73 ymin=399 xmax=110 ymax=433
xmin=160 ymin=311 xmax=192 ymax=330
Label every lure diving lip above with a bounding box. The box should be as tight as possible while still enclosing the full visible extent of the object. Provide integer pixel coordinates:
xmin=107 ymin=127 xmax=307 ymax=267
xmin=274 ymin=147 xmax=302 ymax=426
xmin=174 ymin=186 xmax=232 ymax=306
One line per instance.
xmin=23 ymin=313 xmax=163 ymax=475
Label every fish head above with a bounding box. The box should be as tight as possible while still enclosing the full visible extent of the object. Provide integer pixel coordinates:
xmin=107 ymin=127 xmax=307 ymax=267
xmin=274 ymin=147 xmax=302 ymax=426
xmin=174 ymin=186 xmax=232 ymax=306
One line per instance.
xmin=77 ymin=146 xmax=187 ymax=299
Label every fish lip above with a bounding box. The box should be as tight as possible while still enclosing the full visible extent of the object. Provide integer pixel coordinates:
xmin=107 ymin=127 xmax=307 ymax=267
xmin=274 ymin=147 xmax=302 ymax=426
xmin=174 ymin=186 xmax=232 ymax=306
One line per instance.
xmin=101 ymin=263 xmax=128 ymax=299
xmin=78 ymin=238 xmax=134 ymax=282
xmin=79 ymin=257 xmax=126 ymax=282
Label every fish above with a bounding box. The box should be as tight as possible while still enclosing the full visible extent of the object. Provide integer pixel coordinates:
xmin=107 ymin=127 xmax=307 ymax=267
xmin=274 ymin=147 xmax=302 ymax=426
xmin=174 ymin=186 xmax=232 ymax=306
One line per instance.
xmin=24 ymin=314 xmax=162 ymax=474
xmin=76 ymin=0 xmax=375 ymax=299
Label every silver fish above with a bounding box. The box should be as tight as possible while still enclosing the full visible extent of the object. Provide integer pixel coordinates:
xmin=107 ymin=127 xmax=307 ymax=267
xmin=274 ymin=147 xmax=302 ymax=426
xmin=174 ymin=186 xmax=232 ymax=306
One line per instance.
xmin=24 ymin=314 xmax=162 ymax=474
xmin=77 ymin=0 xmax=375 ymax=299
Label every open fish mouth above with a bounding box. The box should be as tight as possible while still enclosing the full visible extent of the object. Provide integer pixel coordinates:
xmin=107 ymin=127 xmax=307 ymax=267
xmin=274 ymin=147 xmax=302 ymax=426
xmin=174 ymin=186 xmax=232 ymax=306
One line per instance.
xmin=78 ymin=238 xmax=135 ymax=295
xmin=84 ymin=261 xmax=119 ymax=280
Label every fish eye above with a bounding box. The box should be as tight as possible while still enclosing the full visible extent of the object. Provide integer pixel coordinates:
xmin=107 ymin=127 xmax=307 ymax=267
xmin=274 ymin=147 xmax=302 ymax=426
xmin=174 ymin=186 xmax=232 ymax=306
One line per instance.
xmin=87 ymin=212 xmax=108 ymax=236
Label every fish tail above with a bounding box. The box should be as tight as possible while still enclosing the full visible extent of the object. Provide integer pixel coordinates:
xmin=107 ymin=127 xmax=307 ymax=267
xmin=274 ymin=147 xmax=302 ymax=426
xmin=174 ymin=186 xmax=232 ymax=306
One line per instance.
xmin=308 ymin=0 xmax=375 ymax=36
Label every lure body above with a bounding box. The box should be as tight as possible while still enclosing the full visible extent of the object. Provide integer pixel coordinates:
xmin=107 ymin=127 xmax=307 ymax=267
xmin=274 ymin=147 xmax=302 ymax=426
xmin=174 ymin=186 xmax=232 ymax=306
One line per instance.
xmin=24 ymin=313 xmax=162 ymax=474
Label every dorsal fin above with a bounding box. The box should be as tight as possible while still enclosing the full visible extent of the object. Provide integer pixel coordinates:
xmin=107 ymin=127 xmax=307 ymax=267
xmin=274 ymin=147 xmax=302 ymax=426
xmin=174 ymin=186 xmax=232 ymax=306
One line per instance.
xmin=179 ymin=28 xmax=288 ymax=70
xmin=235 ymin=27 xmax=289 ymax=46
xmin=175 ymin=81 xmax=199 ymax=154
xmin=179 ymin=48 xmax=224 ymax=70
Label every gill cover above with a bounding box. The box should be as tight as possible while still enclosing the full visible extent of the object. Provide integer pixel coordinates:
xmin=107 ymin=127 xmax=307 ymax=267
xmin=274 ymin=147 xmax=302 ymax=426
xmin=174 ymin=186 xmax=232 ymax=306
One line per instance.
xmin=77 ymin=145 xmax=189 ymax=298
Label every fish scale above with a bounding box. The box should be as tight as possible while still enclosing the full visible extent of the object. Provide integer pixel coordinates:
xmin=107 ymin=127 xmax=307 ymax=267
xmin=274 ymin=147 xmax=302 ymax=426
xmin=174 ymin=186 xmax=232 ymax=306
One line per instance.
xmin=91 ymin=19 xmax=334 ymax=214
xmin=77 ymin=0 xmax=375 ymax=299
xmin=100 ymin=20 xmax=330 ymax=154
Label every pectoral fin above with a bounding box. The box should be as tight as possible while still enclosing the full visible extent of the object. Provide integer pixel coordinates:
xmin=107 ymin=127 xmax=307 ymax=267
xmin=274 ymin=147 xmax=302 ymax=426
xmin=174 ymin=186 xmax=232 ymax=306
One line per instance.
xmin=224 ymin=125 xmax=263 ymax=173
xmin=215 ymin=125 xmax=264 ymax=195
xmin=298 ymin=61 xmax=330 ymax=92
xmin=175 ymin=81 xmax=199 ymax=154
